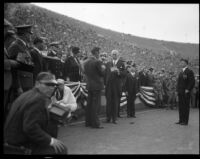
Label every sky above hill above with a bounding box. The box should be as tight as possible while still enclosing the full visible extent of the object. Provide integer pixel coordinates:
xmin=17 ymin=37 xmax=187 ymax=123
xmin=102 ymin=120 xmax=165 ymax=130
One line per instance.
xmin=33 ymin=3 xmax=199 ymax=44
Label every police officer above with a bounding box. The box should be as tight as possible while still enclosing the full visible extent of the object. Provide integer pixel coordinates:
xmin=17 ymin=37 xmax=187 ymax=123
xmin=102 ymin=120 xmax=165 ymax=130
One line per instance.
xmin=4 ymin=19 xmax=19 ymax=120
xmin=7 ymin=24 xmax=34 ymax=103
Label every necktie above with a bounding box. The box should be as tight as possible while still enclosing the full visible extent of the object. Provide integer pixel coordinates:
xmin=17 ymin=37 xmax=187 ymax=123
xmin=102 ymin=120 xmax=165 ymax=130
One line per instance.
xmin=113 ymin=60 xmax=117 ymax=66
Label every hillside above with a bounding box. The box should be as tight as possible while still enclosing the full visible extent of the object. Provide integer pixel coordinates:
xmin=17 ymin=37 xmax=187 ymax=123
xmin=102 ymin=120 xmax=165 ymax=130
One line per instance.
xmin=4 ymin=3 xmax=199 ymax=73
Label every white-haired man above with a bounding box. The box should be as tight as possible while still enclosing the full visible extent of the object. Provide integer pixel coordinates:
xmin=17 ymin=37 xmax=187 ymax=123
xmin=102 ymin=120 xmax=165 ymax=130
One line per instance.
xmin=105 ymin=50 xmax=126 ymax=124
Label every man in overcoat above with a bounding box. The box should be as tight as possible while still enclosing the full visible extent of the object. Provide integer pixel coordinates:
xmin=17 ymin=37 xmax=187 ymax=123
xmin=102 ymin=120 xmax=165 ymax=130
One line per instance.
xmin=63 ymin=46 xmax=82 ymax=82
xmin=105 ymin=50 xmax=126 ymax=124
xmin=176 ymin=59 xmax=195 ymax=125
xmin=125 ymin=64 xmax=137 ymax=118
xmin=83 ymin=47 xmax=105 ymax=128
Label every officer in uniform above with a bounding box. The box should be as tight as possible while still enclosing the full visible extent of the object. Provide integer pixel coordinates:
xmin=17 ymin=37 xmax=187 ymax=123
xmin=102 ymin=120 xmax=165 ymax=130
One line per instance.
xmin=7 ymin=24 xmax=34 ymax=103
xmin=4 ymin=19 xmax=20 ymax=120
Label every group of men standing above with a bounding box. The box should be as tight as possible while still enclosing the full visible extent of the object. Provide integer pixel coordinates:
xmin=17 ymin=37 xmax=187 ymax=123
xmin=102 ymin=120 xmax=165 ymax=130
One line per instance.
xmin=4 ymin=19 xmax=83 ymax=121
xmin=4 ymin=18 xmax=196 ymax=155
xmin=83 ymin=48 xmax=137 ymax=128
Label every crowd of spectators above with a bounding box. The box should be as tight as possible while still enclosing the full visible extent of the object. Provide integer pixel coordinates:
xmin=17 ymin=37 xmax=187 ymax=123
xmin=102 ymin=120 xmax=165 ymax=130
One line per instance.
xmin=4 ymin=3 xmax=199 ymax=109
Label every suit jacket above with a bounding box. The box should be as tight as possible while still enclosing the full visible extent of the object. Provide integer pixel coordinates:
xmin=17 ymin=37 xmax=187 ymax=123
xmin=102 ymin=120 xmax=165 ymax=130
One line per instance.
xmin=138 ymin=71 xmax=148 ymax=86
xmin=44 ymin=56 xmax=64 ymax=79
xmin=4 ymin=88 xmax=52 ymax=148
xmin=64 ymin=56 xmax=81 ymax=82
xmin=105 ymin=59 xmax=126 ymax=91
xmin=83 ymin=56 xmax=104 ymax=91
xmin=29 ymin=47 xmax=44 ymax=82
xmin=177 ymin=67 xmax=195 ymax=93
xmin=125 ymin=72 xmax=137 ymax=98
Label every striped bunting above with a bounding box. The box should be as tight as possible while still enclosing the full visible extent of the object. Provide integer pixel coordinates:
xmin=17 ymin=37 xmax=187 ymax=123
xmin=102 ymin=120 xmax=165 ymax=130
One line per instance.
xmin=64 ymin=82 xmax=156 ymax=108
xmin=65 ymin=82 xmax=128 ymax=108
xmin=137 ymin=86 xmax=156 ymax=107
xmin=120 ymin=92 xmax=127 ymax=107
xmin=65 ymin=81 xmax=88 ymax=100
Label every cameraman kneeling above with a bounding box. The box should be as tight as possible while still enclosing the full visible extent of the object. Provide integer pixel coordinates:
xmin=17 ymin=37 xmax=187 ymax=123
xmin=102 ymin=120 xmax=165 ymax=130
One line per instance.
xmin=4 ymin=72 xmax=67 ymax=154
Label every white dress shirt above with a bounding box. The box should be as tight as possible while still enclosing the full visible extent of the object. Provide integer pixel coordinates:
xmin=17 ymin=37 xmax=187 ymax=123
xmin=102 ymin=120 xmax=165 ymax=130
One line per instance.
xmin=182 ymin=66 xmax=188 ymax=72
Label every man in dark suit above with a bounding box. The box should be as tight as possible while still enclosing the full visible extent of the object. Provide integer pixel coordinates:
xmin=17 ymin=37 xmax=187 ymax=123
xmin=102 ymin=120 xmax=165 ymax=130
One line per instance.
xmin=176 ymin=59 xmax=195 ymax=126
xmin=30 ymin=37 xmax=46 ymax=83
xmin=4 ymin=72 xmax=67 ymax=154
xmin=125 ymin=64 xmax=137 ymax=118
xmin=45 ymin=42 xmax=65 ymax=79
xmin=83 ymin=47 xmax=105 ymax=128
xmin=63 ymin=46 xmax=82 ymax=82
xmin=138 ymin=67 xmax=148 ymax=87
xmin=105 ymin=50 xmax=126 ymax=124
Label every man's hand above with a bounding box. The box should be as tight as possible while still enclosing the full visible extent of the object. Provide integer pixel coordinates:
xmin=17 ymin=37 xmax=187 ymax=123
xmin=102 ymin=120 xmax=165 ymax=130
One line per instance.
xmin=9 ymin=60 xmax=20 ymax=68
xmin=185 ymin=89 xmax=189 ymax=94
xmin=17 ymin=87 xmax=23 ymax=96
xmin=50 ymin=138 xmax=66 ymax=154
xmin=66 ymin=77 xmax=70 ymax=82
xmin=101 ymin=64 xmax=106 ymax=70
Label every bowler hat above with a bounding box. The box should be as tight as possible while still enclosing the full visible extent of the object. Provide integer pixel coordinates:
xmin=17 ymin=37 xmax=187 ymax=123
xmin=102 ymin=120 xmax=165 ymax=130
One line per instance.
xmin=132 ymin=63 xmax=136 ymax=67
xmin=71 ymin=46 xmax=80 ymax=54
xmin=149 ymin=67 xmax=154 ymax=71
xmin=180 ymin=58 xmax=188 ymax=64
xmin=91 ymin=47 xmax=100 ymax=54
xmin=15 ymin=25 xmax=33 ymax=35
xmin=33 ymin=37 xmax=44 ymax=45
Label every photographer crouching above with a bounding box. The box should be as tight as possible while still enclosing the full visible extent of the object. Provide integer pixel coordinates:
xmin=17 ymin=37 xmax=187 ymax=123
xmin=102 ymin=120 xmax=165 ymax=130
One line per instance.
xmin=48 ymin=78 xmax=77 ymax=138
xmin=4 ymin=72 xmax=67 ymax=154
